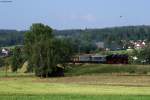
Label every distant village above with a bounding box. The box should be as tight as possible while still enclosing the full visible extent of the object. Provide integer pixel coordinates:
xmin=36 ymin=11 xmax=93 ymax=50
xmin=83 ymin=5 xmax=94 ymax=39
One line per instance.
xmin=0 ymin=40 xmax=148 ymax=58
xmin=95 ymin=40 xmax=147 ymax=51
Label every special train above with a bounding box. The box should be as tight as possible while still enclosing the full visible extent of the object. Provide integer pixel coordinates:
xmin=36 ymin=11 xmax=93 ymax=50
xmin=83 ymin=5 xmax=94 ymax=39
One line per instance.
xmin=72 ymin=54 xmax=128 ymax=64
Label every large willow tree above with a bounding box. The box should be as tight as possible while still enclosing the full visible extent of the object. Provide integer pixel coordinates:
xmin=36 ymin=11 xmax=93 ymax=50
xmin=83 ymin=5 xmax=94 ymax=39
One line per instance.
xmin=24 ymin=23 xmax=73 ymax=77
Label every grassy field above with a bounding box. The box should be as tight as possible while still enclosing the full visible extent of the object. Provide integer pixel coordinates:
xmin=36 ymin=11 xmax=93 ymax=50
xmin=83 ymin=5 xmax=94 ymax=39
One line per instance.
xmin=65 ymin=64 xmax=150 ymax=76
xmin=0 ymin=64 xmax=150 ymax=100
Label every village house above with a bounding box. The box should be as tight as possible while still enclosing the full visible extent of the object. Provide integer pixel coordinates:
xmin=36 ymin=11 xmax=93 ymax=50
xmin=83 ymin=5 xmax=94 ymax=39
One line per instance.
xmin=0 ymin=48 xmax=10 ymax=57
xmin=127 ymin=40 xmax=146 ymax=49
xmin=133 ymin=40 xmax=146 ymax=49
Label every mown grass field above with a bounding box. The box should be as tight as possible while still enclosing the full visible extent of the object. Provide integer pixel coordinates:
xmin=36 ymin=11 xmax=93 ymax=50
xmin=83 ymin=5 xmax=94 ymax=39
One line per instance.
xmin=0 ymin=64 xmax=150 ymax=100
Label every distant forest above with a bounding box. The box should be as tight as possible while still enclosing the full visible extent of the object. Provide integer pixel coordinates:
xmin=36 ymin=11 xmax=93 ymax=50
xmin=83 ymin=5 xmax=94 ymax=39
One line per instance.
xmin=0 ymin=30 xmax=24 ymax=47
xmin=1 ymin=25 xmax=150 ymax=50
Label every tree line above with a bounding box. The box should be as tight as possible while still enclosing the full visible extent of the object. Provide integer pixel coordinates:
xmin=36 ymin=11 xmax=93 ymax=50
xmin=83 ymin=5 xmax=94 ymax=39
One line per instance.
xmin=0 ymin=30 xmax=24 ymax=47
xmin=1 ymin=25 xmax=150 ymax=52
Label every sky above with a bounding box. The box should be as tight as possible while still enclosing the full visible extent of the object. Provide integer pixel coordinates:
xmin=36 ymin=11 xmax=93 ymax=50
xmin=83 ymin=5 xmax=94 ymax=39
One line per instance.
xmin=0 ymin=0 xmax=150 ymax=30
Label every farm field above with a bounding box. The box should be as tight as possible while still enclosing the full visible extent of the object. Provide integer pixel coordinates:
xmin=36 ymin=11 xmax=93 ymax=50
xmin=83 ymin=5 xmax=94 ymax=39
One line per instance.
xmin=0 ymin=64 xmax=150 ymax=100
xmin=1 ymin=75 xmax=150 ymax=100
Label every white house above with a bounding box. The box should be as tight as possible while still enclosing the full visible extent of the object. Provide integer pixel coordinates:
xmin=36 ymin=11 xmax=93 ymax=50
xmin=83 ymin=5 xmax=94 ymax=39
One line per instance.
xmin=1 ymin=48 xmax=9 ymax=56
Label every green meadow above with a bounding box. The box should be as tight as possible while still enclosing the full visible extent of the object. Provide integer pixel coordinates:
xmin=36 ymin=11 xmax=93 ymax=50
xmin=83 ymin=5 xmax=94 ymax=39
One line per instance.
xmin=1 ymin=64 xmax=150 ymax=100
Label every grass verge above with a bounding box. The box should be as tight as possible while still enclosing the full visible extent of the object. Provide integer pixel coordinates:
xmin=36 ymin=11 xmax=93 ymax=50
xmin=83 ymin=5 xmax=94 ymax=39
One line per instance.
xmin=0 ymin=95 xmax=150 ymax=100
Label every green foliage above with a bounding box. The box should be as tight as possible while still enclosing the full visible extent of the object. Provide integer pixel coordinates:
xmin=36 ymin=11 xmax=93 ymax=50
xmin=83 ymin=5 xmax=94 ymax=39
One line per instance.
xmin=139 ymin=45 xmax=150 ymax=64
xmin=11 ymin=46 xmax=23 ymax=72
xmin=129 ymin=46 xmax=150 ymax=64
xmin=0 ymin=30 xmax=24 ymax=47
xmin=0 ymin=58 xmax=4 ymax=67
xmin=24 ymin=23 xmax=53 ymax=76
xmin=24 ymin=23 xmax=74 ymax=77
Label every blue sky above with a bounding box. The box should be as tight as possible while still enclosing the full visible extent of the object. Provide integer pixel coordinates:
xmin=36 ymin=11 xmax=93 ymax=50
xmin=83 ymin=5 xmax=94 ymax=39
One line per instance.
xmin=0 ymin=0 xmax=150 ymax=30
